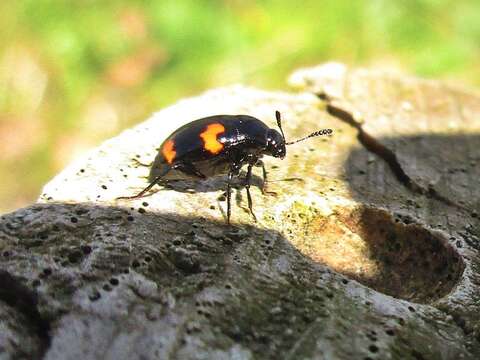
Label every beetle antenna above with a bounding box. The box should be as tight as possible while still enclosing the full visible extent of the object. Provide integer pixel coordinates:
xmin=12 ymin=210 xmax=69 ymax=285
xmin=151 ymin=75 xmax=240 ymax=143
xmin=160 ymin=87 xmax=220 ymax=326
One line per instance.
xmin=285 ymin=128 xmax=333 ymax=145
xmin=275 ymin=111 xmax=286 ymax=142
xmin=276 ymin=110 xmax=333 ymax=145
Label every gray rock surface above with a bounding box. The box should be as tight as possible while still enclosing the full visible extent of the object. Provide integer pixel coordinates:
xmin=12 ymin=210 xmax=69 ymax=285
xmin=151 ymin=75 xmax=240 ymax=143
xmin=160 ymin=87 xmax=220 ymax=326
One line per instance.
xmin=1 ymin=64 xmax=479 ymax=359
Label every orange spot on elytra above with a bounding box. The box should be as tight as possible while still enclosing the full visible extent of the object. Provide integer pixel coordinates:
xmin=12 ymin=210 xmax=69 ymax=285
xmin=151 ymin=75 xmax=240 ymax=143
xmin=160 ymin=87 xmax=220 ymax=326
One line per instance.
xmin=162 ymin=139 xmax=176 ymax=164
xmin=200 ymin=123 xmax=225 ymax=154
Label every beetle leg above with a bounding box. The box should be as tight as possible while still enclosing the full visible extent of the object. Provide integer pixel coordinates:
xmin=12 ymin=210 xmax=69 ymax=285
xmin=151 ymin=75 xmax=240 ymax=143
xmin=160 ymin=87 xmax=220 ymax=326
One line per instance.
xmin=260 ymin=161 xmax=267 ymax=191
xmin=174 ymin=162 xmax=207 ymax=179
xmin=256 ymin=160 xmax=276 ymax=195
xmin=131 ymin=158 xmax=152 ymax=168
xmin=245 ymin=163 xmax=257 ymax=221
xmin=117 ymin=164 xmax=173 ymax=200
xmin=226 ymin=171 xmax=233 ymax=225
xmin=117 ymin=175 xmax=164 ymax=200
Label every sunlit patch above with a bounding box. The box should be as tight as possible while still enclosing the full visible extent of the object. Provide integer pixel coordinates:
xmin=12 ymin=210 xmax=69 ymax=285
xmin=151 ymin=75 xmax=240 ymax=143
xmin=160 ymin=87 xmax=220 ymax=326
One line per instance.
xmin=280 ymin=200 xmax=464 ymax=303
xmin=162 ymin=139 xmax=176 ymax=164
xmin=200 ymin=123 xmax=225 ymax=154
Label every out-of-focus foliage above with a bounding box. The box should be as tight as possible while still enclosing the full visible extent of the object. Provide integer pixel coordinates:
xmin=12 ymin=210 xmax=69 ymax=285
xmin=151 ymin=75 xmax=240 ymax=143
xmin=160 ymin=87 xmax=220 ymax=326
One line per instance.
xmin=1 ymin=0 xmax=479 ymax=213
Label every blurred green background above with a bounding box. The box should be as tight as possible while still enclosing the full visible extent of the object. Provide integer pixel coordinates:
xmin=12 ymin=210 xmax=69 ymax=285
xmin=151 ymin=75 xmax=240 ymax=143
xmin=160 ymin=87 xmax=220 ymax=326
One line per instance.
xmin=1 ymin=0 xmax=479 ymax=214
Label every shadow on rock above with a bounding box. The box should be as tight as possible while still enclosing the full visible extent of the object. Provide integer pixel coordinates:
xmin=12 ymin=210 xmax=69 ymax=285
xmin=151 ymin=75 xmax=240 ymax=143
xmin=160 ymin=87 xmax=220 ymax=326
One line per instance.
xmin=0 ymin=202 xmax=342 ymax=359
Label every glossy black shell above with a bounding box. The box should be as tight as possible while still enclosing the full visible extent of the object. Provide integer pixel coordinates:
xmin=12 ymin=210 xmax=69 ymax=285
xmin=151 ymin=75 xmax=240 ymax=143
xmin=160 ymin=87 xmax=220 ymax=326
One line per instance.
xmin=149 ymin=115 xmax=271 ymax=181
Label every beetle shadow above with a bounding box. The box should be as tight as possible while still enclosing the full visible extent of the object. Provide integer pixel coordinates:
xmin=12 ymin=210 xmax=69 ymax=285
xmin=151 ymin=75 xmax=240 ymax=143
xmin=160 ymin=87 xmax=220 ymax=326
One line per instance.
xmin=128 ymin=157 xmax=266 ymax=195
xmin=125 ymin=157 xmax=304 ymax=208
xmin=159 ymin=172 xmax=264 ymax=194
xmin=126 ymin=164 xmax=305 ymax=214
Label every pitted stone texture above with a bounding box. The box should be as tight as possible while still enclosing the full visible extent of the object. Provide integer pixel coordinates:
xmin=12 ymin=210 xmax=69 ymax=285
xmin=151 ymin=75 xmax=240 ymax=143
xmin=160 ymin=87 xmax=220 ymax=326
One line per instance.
xmin=0 ymin=203 xmax=473 ymax=359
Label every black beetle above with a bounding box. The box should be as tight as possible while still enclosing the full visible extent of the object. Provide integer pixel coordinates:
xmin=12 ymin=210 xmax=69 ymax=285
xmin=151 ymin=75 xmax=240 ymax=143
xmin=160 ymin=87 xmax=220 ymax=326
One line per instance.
xmin=118 ymin=111 xmax=332 ymax=224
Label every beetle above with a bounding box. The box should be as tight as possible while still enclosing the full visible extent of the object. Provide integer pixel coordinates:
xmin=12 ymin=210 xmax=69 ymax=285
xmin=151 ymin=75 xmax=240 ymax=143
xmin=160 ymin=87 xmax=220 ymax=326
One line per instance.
xmin=117 ymin=111 xmax=332 ymax=224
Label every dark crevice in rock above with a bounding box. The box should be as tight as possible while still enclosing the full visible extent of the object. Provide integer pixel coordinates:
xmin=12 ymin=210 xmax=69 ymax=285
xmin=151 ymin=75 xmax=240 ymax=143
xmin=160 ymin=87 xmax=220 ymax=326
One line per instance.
xmin=322 ymin=97 xmax=467 ymax=211
xmin=327 ymin=103 xmax=417 ymax=190
xmin=0 ymin=270 xmax=52 ymax=357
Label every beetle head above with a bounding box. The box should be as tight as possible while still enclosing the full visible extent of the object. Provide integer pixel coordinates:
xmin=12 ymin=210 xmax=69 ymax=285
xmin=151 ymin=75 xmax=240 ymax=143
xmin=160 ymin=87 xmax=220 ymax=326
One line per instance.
xmin=265 ymin=128 xmax=286 ymax=159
